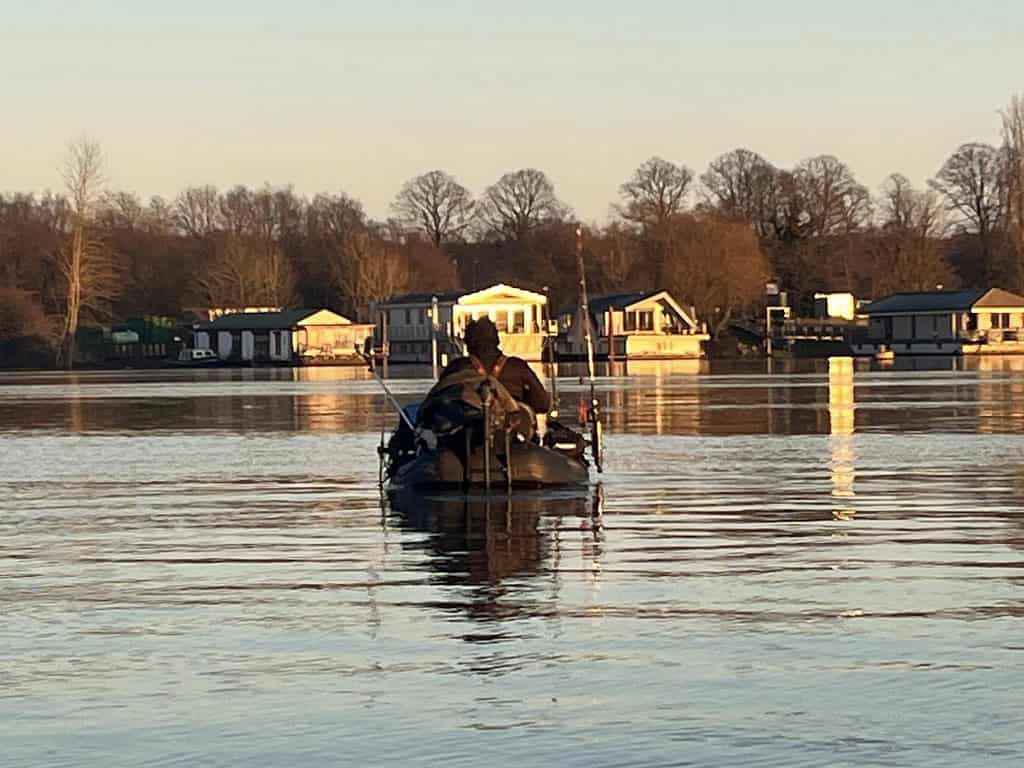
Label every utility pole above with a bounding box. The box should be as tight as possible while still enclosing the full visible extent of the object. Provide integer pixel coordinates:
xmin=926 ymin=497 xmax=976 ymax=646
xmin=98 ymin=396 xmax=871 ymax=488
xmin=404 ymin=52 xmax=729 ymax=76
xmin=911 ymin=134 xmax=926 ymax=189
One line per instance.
xmin=430 ymin=295 xmax=439 ymax=379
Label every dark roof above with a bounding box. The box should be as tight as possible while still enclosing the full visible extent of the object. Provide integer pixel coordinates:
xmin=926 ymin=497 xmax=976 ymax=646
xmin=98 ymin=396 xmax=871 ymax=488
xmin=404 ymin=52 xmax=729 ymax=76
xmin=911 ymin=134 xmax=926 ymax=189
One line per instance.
xmin=197 ymin=309 xmax=319 ymax=331
xmin=860 ymin=290 xmax=987 ymax=315
xmin=379 ymin=291 xmax=465 ymax=306
xmin=558 ymin=291 xmax=653 ymax=317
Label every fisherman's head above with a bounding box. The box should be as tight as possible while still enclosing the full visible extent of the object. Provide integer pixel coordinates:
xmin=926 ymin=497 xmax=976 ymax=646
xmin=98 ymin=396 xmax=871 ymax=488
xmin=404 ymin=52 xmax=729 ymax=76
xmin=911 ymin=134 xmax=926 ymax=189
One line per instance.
xmin=464 ymin=317 xmax=500 ymax=356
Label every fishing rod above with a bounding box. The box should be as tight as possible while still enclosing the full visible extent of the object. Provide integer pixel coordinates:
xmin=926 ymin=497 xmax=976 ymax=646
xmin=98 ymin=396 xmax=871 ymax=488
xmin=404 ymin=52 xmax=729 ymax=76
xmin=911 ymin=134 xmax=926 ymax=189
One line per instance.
xmin=355 ymin=345 xmax=417 ymax=433
xmin=542 ymin=285 xmax=560 ymax=417
xmin=574 ymin=226 xmax=604 ymax=473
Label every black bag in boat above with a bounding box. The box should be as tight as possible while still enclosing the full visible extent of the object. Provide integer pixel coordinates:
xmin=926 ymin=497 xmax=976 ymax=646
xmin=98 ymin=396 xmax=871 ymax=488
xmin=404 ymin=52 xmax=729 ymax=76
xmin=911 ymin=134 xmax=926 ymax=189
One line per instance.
xmin=543 ymin=419 xmax=587 ymax=463
xmin=417 ymin=370 xmax=520 ymax=442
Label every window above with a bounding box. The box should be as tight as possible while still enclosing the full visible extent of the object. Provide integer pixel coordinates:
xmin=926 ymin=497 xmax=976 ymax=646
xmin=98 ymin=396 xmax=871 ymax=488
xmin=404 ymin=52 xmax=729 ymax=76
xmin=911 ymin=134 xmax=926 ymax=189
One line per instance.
xmin=624 ymin=311 xmax=637 ymax=332
xmin=495 ymin=313 xmax=509 ymax=332
xmin=512 ymin=311 xmax=525 ymax=333
xmin=405 ymin=309 xmax=412 ymax=325
xmin=638 ymin=311 xmax=654 ymax=331
xmin=993 ymin=313 xmax=1011 ymax=329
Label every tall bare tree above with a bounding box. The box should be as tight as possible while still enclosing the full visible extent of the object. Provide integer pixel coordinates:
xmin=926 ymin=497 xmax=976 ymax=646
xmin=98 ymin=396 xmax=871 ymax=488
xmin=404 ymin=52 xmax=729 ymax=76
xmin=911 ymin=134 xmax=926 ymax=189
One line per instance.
xmin=55 ymin=138 xmax=117 ymax=368
xmin=929 ymin=143 xmax=1005 ymax=238
xmin=479 ymin=168 xmax=566 ymax=241
xmin=865 ymin=174 xmax=952 ymax=296
xmin=618 ymin=156 xmax=694 ymax=228
xmin=329 ymin=224 xmax=409 ymax=320
xmin=700 ymin=148 xmax=777 ymax=236
xmin=1002 ymin=94 xmax=1024 ymax=263
xmin=795 ymin=155 xmax=872 ymax=237
xmin=391 ymin=170 xmax=474 ymax=248
xmin=658 ymin=214 xmax=770 ymax=332
xmin=879 ymin=173 xmax=944 ymax=237
xmin=194 ymin=236 xmax=296 ymax=309
xmin=930 ymin=142 xmax=1007 ymax=279
xmin=173 ymin=185 xmax=220 ymax=237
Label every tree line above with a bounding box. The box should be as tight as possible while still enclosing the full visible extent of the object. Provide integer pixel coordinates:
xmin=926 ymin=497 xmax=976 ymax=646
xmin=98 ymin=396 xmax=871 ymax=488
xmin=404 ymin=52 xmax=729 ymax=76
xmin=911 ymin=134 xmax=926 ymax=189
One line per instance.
xmin=2 ymin=93 xmax=1023 ymax=367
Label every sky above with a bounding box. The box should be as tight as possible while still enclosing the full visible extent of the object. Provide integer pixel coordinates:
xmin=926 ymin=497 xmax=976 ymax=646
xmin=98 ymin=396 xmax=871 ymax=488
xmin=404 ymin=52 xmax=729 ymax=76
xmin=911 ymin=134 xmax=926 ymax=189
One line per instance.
xmin=2 ymin=0 xmax=1022 ymax=222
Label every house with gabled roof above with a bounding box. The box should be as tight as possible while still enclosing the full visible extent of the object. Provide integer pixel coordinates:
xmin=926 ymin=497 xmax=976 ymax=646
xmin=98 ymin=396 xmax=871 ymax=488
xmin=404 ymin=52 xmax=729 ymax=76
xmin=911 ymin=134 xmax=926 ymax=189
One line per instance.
xmin=193 ymin=308 xmax=374 ymax=364
xmin=556 ymin=290 xmax=709 ymax=360
xmin=375 ymin=283 xmax=550 ymax=363
xmin=854 ymin=288 xmax=1024 ymax=355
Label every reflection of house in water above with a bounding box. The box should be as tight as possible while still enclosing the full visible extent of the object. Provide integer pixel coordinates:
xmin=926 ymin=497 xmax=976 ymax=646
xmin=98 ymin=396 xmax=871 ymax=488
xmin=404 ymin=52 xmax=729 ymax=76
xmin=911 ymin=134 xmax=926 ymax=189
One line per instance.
xmin=557 ymin=291 xmax=709 ymax=361
xmin=969 ymin=355 xmax=1024 ymax=433
xmin=828 ymin=357 xmax=856 ymax=519
xmin=288 ymin=366 xmax=380 ymax=432
xmin=599 ymin=360 xmax=705 ymax=435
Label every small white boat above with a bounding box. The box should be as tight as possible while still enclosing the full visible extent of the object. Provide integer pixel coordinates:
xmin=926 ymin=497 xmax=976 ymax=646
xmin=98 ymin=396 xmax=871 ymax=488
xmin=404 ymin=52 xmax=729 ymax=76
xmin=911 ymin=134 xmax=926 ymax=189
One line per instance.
xmin=170 ymin=348 xmax=223 ymax=367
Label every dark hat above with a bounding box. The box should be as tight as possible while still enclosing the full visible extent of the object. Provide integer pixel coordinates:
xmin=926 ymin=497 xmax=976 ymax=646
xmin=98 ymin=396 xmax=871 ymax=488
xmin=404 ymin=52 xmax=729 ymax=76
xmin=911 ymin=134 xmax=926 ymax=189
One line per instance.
xmin=464 ymin=316 xmax=500 ymax=353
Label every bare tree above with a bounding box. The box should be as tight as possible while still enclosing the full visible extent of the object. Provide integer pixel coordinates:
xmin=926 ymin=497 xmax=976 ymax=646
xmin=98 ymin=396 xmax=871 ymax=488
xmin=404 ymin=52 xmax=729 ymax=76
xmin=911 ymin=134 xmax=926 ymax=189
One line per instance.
xmin=55 ymin=137 xmax=117 ymax=368
xmin=795 ymin=155 xmax=872 ymax=237
xmin=194 ymin=236 xmax=296 ymax=309
xmin=329 ymin=225 xmax=409 ymax=319
xmin=1002 ymin=94 xmax=1024 ymax=260
xmin=700 ymin=148 xmax=777 ymax=236
xmin=618 ymin=156 xmax=694 ymax=228
xmin=174 ymin=186 xmax=221 ymax=237
xmin=479 ymin=169 xmax=566 ymax=241
xmin=865 ymin=174 xmax=952 ymax=296
xmin=658 ymin=215 xmax=770 ymax=331
xmin=929 ymin=142 xmax=1005 ymax=237
xmin=391 ymin=170 xmax=474 ymax=248
xmin=879 ymin=173 xmax=944 ymax=237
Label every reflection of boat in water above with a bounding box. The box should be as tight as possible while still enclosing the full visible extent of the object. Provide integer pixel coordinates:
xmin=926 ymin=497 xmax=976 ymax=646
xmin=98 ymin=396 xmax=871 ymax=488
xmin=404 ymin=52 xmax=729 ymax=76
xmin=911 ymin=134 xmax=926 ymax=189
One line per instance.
xmin=875 ymin=345 xmax=895 ymax=363
xmin=389 ymin=488 xmax=602 ymax=589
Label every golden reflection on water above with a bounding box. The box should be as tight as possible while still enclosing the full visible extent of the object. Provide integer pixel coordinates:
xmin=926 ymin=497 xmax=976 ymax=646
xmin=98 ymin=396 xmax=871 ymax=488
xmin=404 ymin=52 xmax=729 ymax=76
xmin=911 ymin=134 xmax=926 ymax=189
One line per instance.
xmin=828 ymin=357 xmax=856 ymax=521
xmin=970 ymin=355 xmax=1024 ymax=433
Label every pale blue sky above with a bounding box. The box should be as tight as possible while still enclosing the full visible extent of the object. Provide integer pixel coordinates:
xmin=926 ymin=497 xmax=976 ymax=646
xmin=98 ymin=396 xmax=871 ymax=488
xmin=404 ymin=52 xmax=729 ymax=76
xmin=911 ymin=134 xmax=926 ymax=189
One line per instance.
xmin=2 ymin=0 xmax=1021 ymax=221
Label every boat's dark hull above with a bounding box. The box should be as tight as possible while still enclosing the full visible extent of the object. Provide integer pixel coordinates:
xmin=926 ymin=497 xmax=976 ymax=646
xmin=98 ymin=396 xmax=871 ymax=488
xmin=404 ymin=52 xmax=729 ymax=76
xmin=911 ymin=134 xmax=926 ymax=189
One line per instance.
xmin=389 ymin=441 xmax=588 ymax=490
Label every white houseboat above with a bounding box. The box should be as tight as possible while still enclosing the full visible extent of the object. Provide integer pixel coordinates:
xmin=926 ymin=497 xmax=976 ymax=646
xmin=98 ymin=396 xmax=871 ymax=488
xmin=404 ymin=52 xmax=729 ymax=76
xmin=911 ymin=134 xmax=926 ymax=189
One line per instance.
xmin=376 ymin=283 xmax=550 ymax=363
xmin=556 ymin=290 xmax=709 ymax=360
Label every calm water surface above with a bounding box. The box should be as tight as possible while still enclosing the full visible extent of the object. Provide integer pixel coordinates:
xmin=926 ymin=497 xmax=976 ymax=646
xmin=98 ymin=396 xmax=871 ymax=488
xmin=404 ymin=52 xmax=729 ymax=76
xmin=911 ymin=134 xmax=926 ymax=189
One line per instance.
xmin=1 ymin=359 xmax=1022 ymax=767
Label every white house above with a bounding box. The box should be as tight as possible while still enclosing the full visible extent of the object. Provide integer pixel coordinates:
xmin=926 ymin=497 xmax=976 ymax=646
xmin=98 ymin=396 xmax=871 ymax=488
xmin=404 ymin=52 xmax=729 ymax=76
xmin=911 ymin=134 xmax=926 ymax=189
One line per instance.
xmin=853 ymin=288 xmax=1024 ymax=356
xmin=194 ymin=309 xmax=375 ymax=364
xmin=556 ymin=290 xmax=709 ymax=360
xmin=376 ymin=283 xmax=550 ymax=363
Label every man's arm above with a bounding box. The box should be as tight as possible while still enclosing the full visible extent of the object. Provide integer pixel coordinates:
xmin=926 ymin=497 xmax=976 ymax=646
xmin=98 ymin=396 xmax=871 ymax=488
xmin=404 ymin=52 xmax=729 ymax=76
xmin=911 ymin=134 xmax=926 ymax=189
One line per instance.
xmin=516 ymin=359 xmax=551 ymax=414
xmin=439 ymin=357 xmax=472 ymax=379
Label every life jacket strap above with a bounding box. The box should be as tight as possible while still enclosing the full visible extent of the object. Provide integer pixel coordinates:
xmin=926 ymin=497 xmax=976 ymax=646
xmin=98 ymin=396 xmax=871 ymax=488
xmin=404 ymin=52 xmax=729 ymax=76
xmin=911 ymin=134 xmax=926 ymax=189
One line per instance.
xmin=470 ymin=354 xmax=507 ymax=379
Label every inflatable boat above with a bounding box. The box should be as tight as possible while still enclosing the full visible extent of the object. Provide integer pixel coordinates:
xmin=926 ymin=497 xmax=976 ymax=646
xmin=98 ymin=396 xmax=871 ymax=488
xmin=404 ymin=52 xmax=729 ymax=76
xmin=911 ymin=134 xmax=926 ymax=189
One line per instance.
xmin=382 ymin=371 xmax=591 ymax=491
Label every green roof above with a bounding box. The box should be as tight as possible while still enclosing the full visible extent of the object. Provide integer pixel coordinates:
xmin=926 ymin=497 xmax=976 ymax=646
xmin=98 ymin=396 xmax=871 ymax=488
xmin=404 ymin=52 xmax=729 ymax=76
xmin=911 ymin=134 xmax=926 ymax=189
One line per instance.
xmin=197 ymin=309 xmax=319 ymax=331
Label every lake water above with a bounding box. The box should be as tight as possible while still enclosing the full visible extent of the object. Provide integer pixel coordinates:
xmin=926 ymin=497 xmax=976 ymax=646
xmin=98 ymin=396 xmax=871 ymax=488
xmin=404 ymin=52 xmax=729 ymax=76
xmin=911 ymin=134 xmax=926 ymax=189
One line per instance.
xmin=1 ymin=359 xmax=1022 ymax=767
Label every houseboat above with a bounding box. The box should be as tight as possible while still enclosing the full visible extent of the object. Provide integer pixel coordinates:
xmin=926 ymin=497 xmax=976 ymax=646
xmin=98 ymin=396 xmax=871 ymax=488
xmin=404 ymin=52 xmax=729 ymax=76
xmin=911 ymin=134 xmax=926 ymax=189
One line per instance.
xmin=852 ymin=288 xmax=1024 ymax=356
xmin=192 ymin=308 xmax=375 ymax=365
xmin=556 ymin=290 xmax=709 ymax=360
xmin=375 ymin=284 xmax=550 ymax=364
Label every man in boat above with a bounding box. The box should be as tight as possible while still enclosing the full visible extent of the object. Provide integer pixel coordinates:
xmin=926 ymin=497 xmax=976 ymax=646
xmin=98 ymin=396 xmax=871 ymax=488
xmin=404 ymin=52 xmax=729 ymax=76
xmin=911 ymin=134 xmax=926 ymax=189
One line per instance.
xmin=440 ymin=316 xmax=551 ymax=416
